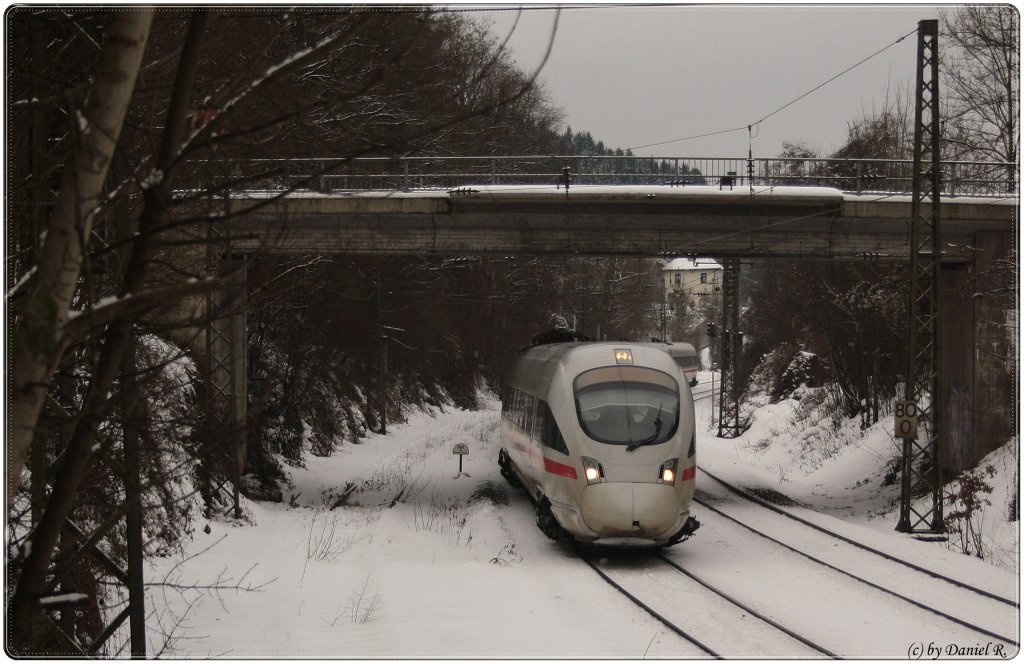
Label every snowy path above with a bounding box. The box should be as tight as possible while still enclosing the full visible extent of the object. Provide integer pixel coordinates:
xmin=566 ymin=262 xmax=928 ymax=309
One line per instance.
xmin=146 ymin=399 xmax=699 ymax=657
xmin=145 ymin=393 xmax=1019 ymax=658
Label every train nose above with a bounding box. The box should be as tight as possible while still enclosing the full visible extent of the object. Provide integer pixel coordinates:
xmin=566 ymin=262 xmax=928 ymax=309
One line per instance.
xmin=580 ymin=482 xmax=681 ymax=537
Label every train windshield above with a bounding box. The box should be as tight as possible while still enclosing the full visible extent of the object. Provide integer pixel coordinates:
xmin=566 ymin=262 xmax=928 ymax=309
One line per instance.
xmin=573 ymin=366 xmax=679 ymax=446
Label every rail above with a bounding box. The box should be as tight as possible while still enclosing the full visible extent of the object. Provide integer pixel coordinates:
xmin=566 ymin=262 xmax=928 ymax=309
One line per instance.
xmin=186 ymin=155 xmax=1019 ymax=198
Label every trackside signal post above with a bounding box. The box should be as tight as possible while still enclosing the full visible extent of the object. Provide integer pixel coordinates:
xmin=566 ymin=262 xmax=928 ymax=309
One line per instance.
xmin=897 ymin=19 xmax=944 ymax=535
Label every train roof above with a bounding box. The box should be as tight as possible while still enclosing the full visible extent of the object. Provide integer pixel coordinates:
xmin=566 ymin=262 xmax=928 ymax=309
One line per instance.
xmin=643 ymin=341 xmax=697 ymax=356
xmin=506 ymin=341 xmax=681 ymax=394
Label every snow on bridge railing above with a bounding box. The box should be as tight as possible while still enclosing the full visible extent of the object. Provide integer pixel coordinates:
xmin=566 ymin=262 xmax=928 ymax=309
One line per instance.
xmin=186 ymin=155 xmax=1019 ymax=198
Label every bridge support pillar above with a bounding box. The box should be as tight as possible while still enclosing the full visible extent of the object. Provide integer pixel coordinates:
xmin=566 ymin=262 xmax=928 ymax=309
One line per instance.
xmin=940 ymin=231 xmax=1015 ymax=474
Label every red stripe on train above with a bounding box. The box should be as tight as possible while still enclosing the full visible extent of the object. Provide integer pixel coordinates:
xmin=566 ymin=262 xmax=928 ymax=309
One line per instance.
xmin=543 ymin=457 xmax=578 ymax=479
xmin=681 ymin=465 xmax=697 ymax=481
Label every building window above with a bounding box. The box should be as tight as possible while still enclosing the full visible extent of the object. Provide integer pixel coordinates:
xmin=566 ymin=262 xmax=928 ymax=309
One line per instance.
xmin=700 ymin=272 xmax=708 ymax=284
xmin=673 ymin=273 xmax=681 ymax=286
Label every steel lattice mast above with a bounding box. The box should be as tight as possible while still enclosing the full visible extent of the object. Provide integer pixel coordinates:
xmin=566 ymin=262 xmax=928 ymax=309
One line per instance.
xmin=717 ymin=258 xmax=743 ymax=438
xmin=205 ymin=217 xmax=247 ymax=520
xmin=896 ymin=19 xmax=944 ymax=534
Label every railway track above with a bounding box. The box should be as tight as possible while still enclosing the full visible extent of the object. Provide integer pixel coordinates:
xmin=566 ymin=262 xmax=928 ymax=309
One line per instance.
xmin=576 ymin=461 xmax=1015 ymax=651
xmin=692 ymin=471 xmax=1017 ymax=646
xmin=578 ymin=549 xmax=835 ymax=658
xmin=692 ymin=379 xmax=1014 ymax=608
xmin=578 ymin=373 xmax=1016 ymax=655
xmin=691 ymin=383 xmax=715 ymax=403
xmin=582 ymin=500 xmax=1016 ymax=657
xmin=698 ymin=466 xmax=1018 ymax=609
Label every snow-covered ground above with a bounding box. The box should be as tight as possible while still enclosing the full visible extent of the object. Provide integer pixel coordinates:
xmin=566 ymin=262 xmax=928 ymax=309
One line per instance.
xmin=145 ymin=379 xmax=1019 ymax=658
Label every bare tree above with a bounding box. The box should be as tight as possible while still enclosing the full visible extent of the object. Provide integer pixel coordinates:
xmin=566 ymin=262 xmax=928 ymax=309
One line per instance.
xmin=941 ymin=6 xmax=1019 ymax=164
xmin=7 ymin=8 xmax=566 ymax=652
xmin=8 ymin=9 xmax=153 ymax=509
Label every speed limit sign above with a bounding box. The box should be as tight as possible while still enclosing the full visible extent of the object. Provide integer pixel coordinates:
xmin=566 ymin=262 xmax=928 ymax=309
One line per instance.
xmin=894 ymin=401 xmax=919 ymax=439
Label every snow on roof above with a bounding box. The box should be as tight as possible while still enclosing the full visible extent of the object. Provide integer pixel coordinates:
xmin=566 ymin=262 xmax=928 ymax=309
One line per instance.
xmin=662 ymin=257 xmax=722 ymax=272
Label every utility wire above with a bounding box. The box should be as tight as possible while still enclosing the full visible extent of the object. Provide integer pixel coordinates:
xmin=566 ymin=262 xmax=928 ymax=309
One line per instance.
xmin=437 ymin=4 xmax=672 ymax=13
xmin=750 ymin=27 xmax=917 ymax=127
xmin=629 ymin=126 xmax=748 ymax=152
xmin=627 ymin=26 xmax=918 ymax=152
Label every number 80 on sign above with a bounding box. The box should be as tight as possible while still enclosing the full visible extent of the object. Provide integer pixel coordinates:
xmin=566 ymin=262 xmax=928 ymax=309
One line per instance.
xmin=894 ymin=401 xmax=919 ymax=439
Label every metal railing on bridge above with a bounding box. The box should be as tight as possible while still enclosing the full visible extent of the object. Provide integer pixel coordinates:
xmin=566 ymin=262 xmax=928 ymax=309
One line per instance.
xmin=190 ymin=155 xmax=1019 ymax=198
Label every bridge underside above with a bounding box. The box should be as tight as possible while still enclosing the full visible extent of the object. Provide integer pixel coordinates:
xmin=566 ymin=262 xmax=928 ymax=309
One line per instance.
xmin=177 ymin=187 xmax=1015 ymax=474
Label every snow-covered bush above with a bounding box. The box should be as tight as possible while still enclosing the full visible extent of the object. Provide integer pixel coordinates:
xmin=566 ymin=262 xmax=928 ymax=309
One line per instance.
xmin=944 ymin=439 xmax=1019 ymax=571
xmin=946 ymin=464 xmax=997 ymax=559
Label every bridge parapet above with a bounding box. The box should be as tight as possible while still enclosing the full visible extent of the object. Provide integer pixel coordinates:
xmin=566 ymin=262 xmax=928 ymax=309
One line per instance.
xmin=186 ymin=155 xmax=1019 ymax=198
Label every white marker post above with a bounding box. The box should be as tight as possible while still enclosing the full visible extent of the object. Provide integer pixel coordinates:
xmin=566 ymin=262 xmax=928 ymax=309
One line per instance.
xmin=452 ymin=442 xmax=471 ymax=479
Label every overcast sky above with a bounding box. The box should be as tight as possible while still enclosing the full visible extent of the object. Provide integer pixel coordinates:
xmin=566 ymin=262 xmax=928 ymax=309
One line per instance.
xmin=477 ymin=4 xmax=945 ymax=158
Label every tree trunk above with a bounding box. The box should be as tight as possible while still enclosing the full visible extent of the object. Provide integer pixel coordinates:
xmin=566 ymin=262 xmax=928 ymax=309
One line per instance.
xmin=7 ymin=10 xmax=153 ymax=508
xmin=9 ymin=12 xmax=209 ymax=652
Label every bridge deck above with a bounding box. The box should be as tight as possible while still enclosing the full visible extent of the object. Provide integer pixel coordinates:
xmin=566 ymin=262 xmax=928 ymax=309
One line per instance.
xmin=185 ymin=185 xmax=1017 ymax=260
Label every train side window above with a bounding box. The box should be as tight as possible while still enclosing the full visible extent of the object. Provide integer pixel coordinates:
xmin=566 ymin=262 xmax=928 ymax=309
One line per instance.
xmin=537 ymin=401 xmax=569 ymax=455
xmin=524 ymin=393 xmax=536 ymax=436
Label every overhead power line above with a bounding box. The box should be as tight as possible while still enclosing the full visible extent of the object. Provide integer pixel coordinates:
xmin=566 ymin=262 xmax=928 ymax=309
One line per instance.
xmin=627 ymin=26 xmax=918 ymax=152
xmin=750 ymin=27 xmax=917 ymax=127
xmin=628 ymin=126 xmax=748 ymax=152
xmin=437 ymin=4 xmax=672 ymax=14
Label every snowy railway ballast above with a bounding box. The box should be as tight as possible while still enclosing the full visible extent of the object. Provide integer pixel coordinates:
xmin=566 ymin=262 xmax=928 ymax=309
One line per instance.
xmin=498 ymin=330 xmax=700 ymax=547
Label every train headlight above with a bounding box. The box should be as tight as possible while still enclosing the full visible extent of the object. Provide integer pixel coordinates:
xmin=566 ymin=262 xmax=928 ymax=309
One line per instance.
xmin=658 ymin=458 xmax=678 ymax=485
xmin=582 ymin=457 xmax=605 ymax=484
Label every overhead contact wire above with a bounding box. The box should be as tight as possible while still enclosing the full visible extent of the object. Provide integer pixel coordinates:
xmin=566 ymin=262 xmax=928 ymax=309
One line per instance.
xmin=750 ymin=27 xmax=917 ymax=127
xmin=628 ymin=26 xmax=917 ymax=152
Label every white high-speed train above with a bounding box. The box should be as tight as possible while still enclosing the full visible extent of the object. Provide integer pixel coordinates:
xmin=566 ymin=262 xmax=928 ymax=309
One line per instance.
xmin=498 ymin=333 xmax=699 ymax=547
xmin=648 ymin=341 xmax=699 ymax=387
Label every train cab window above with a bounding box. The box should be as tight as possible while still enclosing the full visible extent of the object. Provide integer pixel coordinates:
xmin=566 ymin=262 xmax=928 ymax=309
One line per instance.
xmin=573 ymin=366 xmax=679 ymax=447
xmin=675 ymin=356 xmax=697 ymax=369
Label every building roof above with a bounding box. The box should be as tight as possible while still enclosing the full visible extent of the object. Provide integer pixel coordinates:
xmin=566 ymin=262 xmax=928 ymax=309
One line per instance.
xmin=661 ymin=258 xmax=722 ymax=272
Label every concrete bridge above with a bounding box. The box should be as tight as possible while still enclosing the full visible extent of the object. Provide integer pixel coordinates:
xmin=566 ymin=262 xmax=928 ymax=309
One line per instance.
xmin=203 ymin=185 xmax=1015 ymax=261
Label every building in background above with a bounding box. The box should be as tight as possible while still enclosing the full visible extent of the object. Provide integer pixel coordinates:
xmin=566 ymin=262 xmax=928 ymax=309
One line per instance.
xmin=658 ymin=258 xmax=723 ymax=367
xmin=662 ymin=257 xmax=722 ymax=302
